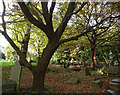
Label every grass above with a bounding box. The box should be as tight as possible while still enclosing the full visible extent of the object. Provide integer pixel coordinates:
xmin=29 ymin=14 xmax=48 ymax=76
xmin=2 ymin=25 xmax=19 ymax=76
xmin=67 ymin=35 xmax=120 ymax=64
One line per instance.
xmin=0 ymin=60 xmax=37 ymax=67
xmin=0 ymin=60 xmax=15 ymax=67
xmin=31 ymin=62 xmax=37 ymax=66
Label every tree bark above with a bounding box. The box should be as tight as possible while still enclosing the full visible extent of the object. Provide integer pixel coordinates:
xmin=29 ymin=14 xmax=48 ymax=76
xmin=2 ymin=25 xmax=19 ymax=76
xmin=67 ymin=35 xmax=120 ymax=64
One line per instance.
xmin=32 ymin=67 xmax=45 ymax=92
xmin=31 ymin=41 xmax=59 ymax=92
xmin=91 ymin=47 xmax=95 ymax=70
xmin=19 ymin=24 xmax=31 ymax=66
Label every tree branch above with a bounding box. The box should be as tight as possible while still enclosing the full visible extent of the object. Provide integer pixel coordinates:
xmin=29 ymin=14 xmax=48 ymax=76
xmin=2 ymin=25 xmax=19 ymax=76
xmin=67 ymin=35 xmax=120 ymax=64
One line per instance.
xmin=17 ymin=1 xmax=46 ymax=32
xmin=41 ymin=2 xmax=49 ymax=24
xmin=41 ymin=2 xmax=55 ymax=36
xmin=50 ymin=1 xmax=56 ymax=18
xmin=58 ymin=29 xmax=91 ymax=45
xmin=86 ymin=33 xmax=92 ymax=43
xmin=1 ymin=0 xmax=32 ymax=68
xmin=56 ymin=2 xmax=76 ymax=40
xmin=0 ymin=20 xmax=26 ymax=25
xmin=2 ymin=0 xmax=6 ymax=33
xmin=29 ymin=3 xmax=43 ymax=22
xmin=71 ymin=2 xmax=87 ymax=15
xmin=0 ymin=30 xmax=4 ymax=34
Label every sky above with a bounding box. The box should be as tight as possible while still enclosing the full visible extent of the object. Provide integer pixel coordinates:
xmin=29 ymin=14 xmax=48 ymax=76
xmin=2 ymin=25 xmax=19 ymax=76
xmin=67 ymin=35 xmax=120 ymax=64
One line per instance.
xmin=0 ymin=0 xmax=9 ymax=52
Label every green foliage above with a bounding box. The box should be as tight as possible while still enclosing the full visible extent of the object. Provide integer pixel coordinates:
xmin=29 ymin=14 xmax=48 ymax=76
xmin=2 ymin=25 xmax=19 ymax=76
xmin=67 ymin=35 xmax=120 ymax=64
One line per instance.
xmin=82 ymin=85 xmax=88 ymax=88
xmin=0 ymin=60 xmax=15 ymax=67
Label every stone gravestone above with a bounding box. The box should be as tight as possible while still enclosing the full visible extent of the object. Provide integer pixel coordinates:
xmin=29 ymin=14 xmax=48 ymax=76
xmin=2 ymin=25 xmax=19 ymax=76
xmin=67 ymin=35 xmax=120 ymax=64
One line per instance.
xmin=67 ymin=78 xmax=79 ymax=85
xmin=103 ymin=66 xmax=120 ymax=75
xmin=2 ymin=60 xmax=22 ymax=94
xmin=109 ymin=78 xmax=120 ymax=91
xmin=10 ymin=60 xmax=22 ymax=89
xmin=80 ymin=67 xmax=91 ymax=76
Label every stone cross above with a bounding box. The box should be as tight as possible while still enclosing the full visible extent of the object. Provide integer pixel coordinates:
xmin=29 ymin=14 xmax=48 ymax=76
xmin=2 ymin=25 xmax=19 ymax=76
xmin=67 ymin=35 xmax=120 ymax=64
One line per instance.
xmin=10 ymin=60 xmax=22 ymax=89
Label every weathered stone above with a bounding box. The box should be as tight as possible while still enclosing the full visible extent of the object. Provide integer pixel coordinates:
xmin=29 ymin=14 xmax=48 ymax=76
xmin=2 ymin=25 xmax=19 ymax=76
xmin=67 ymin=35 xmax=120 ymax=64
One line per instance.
xmin=67 ymin=78 xmax=79 ymax=84
xmin=2 ymin=80 xmax=17 ymax=93
xmin=10 ymin=60 xmax=22 ymax=87
xmin=109 ymin=85 xmax=120 ymax=92
xmin=109 ymin=78 xmax=120 ymax=91
xmin=111 ymin=78 xmax=120 ymax=84
xmin=91 ymin=80 xmax=103 ymax=87
xmin=69 ymin=65 xmax=81 ymax=71
xmin=103 ymin=66 xmax=120 ymax=75
xmin=80 ymin=67 xmax=91 ymax=76
xmin=53 ymin=64 xmax=61 ymax=67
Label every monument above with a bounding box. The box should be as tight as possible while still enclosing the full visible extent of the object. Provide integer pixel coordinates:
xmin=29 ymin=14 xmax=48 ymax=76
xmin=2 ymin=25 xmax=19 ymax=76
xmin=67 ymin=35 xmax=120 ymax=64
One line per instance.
xmin=10 ymin=60 xmax=22 ymax=89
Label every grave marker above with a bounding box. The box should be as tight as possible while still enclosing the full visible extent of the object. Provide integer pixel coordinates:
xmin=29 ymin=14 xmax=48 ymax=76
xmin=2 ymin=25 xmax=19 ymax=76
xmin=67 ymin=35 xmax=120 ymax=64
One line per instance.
xmin=109 ymin=78 xmax=120 ymax=91
xmin=10 ymin=60 xmax=22 ymax=89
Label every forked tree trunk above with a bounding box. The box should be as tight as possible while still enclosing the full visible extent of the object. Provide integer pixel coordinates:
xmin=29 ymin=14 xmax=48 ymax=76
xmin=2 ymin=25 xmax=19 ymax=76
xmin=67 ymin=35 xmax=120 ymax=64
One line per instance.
xmin=30 ymin=41 xmax=59 ymax=92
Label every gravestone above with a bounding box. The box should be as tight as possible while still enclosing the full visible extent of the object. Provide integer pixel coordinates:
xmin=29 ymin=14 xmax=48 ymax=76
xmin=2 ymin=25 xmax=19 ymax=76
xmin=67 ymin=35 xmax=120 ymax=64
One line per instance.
xmin=91 ymin=80 xmax=103 ymax=88
xmin=67 ymin=78 xmax=79 ymax=85
xmin=109 ymin=78 xmax=120 ymax=91
xmin=10 ymin=60 xmax=22 ymax=89
xmin=103 ymin=66 xmax=120 ymax=75
xmin=2 ymin=60 xmax=22 ymax=94
xmin=2 ymin=80 xmax=17 ymax=93
xmin=80 ymin=67 xmax=91 ymax=76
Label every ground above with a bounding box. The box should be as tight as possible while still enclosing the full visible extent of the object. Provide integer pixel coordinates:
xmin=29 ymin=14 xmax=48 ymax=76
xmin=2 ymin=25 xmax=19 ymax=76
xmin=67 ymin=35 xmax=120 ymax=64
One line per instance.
xmin=2 ymin=64 xmax=120 ymax=94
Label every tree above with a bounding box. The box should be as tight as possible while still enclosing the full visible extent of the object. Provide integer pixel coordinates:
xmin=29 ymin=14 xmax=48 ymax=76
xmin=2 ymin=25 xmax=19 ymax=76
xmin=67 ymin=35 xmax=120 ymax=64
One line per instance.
xmin=0 ymin=1 xmax=119 ymax=92
xmin=74 ymin=2 xmax=120 ymax=69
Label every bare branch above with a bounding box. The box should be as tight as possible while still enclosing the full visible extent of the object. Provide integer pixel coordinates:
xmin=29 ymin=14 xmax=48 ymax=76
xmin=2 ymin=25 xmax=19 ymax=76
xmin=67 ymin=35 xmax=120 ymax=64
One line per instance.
xmin=0 ymin=30 xmax=4 ymax=34
xmin=2 ymin=0 xmax=6 ymax=33
xmin=31 ymin=3 xmax=43 ymax=15
xmin=29 ymin=3 xmax=43 ymax=22
xmin=41 ymin=2 xmax=49 ymax=24
xmin=58 ymin=29 xmax=91 ymax=45
xmin=0 ymin=20 xmax=26 ymax=25
xmin=50 ymin=1 xmax=56 ymax=18
xmin=56 ymin=2 xmax=76 ymax=39
xmin=86 ymin=33 xmax=92 ymax=43
xmin=72 ymin=2 xmax=87 ymax=15
xmin=1 ymin=0 xmax=32 ymax=68
xmin=17 ymin=1 xmax=46 ymax=32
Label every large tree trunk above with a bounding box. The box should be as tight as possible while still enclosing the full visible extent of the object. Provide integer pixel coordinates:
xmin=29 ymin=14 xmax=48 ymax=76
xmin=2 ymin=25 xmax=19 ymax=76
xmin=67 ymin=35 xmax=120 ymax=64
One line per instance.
xmin=31 ymin=67 xmax=46 ymax=92
xmin=31 ymin=41 xmax=59 ymax=92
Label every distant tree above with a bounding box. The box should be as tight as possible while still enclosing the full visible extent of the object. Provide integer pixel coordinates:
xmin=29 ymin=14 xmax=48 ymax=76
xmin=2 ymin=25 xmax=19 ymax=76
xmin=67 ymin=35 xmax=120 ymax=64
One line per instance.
xmin=75 ymin=2 xmax=120 ymax=69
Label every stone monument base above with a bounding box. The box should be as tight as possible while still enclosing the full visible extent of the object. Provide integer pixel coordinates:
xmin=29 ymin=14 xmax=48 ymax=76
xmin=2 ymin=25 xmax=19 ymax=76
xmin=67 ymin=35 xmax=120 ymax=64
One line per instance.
xmin=2 ymin=80 xmax=17 ymax=94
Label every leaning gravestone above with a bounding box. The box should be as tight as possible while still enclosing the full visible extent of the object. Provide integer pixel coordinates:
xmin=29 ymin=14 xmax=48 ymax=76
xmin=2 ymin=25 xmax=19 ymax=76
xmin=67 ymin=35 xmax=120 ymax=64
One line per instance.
xmin=2 ymin=60 xmax=22 ymax=94
xmin=10 ymin=60 xmax=22 ymax=89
